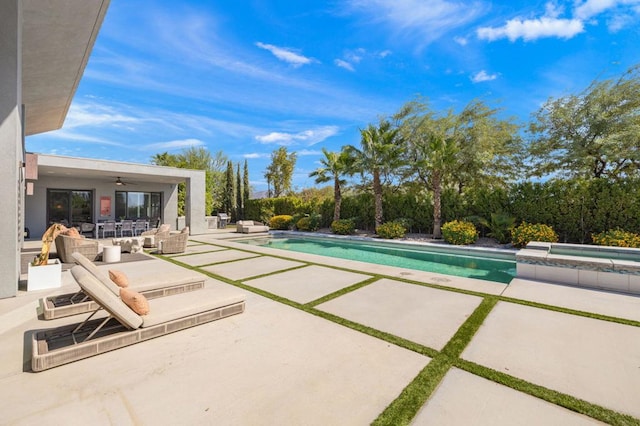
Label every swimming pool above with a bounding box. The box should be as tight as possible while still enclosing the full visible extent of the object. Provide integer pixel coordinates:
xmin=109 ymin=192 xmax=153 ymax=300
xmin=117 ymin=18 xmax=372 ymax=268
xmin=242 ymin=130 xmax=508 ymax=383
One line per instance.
xmin=237 ymin=234 xmax=516 ymax=284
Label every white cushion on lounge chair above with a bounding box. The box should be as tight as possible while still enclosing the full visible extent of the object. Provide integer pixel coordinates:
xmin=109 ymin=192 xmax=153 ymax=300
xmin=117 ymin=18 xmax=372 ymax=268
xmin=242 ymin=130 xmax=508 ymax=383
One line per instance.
xmin=72 ymin=252 xmax=119 ymax=295
xmin=71 ymin=266 xmax=143 ymax=329
xmin=143 ymin=292 xmax=245 ymax=327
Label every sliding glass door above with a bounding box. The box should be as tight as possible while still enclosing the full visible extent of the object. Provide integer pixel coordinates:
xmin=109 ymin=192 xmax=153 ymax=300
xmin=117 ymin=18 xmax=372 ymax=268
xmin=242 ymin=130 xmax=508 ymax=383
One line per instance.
xmin=47 ymin=189 xmax=93 ymax=227
xmin=115 ymin=191 xmax=161 ymax=222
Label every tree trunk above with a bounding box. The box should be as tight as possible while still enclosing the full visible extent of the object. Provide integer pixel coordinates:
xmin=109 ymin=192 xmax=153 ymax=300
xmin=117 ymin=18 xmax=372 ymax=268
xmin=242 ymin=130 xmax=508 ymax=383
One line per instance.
xmin=333 ymin=176 xmax=342 ymax=223
xmin=373 ymin=168 xmax=383 ymax=229
xmin=432 ymin=171 xmax=442 ymax=239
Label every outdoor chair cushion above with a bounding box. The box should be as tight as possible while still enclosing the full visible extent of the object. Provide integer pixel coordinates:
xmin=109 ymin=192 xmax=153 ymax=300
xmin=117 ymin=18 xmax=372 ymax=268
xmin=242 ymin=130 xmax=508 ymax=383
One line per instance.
xmin=120 ymin=287 xmax=150 ymax=315
xmin=109 ymin=270 xmax=129 ymax=288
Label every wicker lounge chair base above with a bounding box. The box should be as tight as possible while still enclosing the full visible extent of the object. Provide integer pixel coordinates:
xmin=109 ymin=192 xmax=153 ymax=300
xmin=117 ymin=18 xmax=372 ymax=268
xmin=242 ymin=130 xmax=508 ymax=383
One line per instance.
xmin=32 ymin=266 xmax=245 ymax=372
xmin=39 ymin=252 xmax=205 ymax=320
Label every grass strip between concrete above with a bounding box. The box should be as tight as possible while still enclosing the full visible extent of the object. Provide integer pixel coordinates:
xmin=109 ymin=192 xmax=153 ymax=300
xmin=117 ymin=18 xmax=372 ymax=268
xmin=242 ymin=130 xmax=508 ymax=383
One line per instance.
xmin=372 ymin=297 xmax=497 ymax=426
xmin=159 ymin=245 xmax=640 ymax=424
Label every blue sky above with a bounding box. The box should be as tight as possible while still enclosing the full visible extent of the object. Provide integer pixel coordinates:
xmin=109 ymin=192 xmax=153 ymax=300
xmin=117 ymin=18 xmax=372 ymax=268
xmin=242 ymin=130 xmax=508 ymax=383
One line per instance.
xmin=27 ymin=0 xmax=640 ymax=193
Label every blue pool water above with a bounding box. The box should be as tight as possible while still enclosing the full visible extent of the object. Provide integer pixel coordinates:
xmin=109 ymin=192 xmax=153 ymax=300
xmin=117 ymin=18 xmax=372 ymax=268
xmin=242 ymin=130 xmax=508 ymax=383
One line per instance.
xmin=238 ymin=235 xmax=516 ymax=284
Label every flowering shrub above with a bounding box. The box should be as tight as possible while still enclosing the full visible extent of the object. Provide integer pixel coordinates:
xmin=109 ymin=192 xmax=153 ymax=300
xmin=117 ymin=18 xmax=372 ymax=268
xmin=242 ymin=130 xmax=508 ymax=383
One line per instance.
xmin=592 ymin=229 xmax=640 ymax=248
xmin=296 ymin=213 xmax=321 ymax=232
xmin=376 ymin=221 xmax=406 ymax=239
xmin=442 ymin=220 xmax=478 ymax=245
xmin=269 ymin=215 xmax=293 ymax=230
xmin=331 ymin=219 xmax=355 ymax=235
xmin=511 ymin=222 xmax=558 ymax=248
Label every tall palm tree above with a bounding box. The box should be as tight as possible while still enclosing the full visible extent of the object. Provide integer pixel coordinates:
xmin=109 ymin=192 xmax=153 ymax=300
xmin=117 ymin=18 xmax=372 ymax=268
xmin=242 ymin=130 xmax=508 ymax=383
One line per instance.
xmin=309 ymin=148 xmax=353 ymax=222
xmin=346 ymin=120 xmax=404 ymax=229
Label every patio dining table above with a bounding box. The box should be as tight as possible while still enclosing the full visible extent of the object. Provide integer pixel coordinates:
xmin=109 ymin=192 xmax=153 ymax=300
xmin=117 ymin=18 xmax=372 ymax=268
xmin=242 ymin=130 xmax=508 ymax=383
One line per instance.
xmin=94 ymin=221 xmax=149 ymax=238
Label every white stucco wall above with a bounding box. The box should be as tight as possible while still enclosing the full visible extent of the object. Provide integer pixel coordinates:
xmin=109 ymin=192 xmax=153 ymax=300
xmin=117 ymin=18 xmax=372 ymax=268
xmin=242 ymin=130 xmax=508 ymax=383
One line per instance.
xmin=0 ymin=0 xmax=23 ymax=298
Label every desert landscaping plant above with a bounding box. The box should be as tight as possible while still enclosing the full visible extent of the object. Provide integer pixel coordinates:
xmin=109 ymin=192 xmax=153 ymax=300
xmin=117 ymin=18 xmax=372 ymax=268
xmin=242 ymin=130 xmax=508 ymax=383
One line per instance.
xmin=441 ymin=220 xmax=478 ymax=245
xmin=511 ymin=222 xmax=558 ymax=248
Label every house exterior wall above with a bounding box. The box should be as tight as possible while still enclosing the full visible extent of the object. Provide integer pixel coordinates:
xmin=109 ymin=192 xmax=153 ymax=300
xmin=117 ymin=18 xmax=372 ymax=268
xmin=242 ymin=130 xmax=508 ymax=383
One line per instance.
xmin=25 ymin=176 xmax=180 ymax=239
xmin=0 ymin=0 xmax=23 ymax=298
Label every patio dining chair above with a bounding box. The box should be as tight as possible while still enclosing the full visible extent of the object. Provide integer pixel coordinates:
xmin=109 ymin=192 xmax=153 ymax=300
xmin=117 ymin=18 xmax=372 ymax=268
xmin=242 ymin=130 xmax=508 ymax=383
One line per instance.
xmin=120 ymin=220 xmax=134 ymax=237
xmin=134 ymin=219 xmax=147 ymax=235
xmin=102 ymin=220 xmax=116 ymax=238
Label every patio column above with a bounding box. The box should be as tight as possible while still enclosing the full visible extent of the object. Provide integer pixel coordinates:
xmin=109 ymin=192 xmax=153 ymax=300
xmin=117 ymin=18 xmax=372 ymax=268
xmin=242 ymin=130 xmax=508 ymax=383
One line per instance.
xmin=0 ymin=0 xmax=23 ymax=298
xmin=185 ymin=171 xmax=206 ymax=235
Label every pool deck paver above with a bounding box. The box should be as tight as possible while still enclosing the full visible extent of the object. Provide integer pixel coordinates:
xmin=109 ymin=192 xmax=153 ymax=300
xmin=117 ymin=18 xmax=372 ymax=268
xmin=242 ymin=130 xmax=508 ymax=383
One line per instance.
xmin=412 ymin=368 xmax=605 ymax=425
xmin=243 ymin=265 xmax=372 ymax=304
xmin=201 ymin=256 xmax=305 ymax=281
xmin=2 ymin=232 xmax=639 ymax=424
xmin=171 ymin=249 xmax=258 ymax=267
xmin=461 ymin=301 xmax=640 ymax=419
xmin=165 ymin=242 xmax=225 ymax=256
xmin=317 ymin=278 xmax=484 ymax=350
xmin=0 ymin=271 xmax=429 ymax=425
xmin=503 ymin=278 xmax=640 ymax=322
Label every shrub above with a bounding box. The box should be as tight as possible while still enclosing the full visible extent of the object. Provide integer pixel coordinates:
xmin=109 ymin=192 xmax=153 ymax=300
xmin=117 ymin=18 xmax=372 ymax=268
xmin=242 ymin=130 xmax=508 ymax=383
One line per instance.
xmin=269 ymin=215 xmax=293 ymax=230
xmin=592 ymin=229 xmax=640 ymax=248
xmin=511 ymin=222 xmax=558 ymax=248
xmin=442 ymin=220 xmax=478 ymax=245
xmin=479 ymin=212 xmax=516 ymax=244
xmin=376 ymin=221 xmax=407 ymax=239
xmin=331 ymin=219 xmax=355 ymax=235
xmin=296 ymin=213 xmax=321 ymax=232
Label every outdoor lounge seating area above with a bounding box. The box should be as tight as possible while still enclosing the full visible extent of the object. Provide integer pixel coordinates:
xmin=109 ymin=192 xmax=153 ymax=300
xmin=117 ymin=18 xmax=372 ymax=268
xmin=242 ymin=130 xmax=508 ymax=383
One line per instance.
xmin=236 ymin=220 xmax=269 ymax=234
xmin=32 ymin=265 xmax=245 ymax=372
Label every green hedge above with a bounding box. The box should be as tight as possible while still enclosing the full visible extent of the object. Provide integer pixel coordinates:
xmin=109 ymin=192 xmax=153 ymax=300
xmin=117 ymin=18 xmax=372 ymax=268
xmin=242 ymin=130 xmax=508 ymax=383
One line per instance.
xmin=246 ymin=178 xmax=640 ymax=244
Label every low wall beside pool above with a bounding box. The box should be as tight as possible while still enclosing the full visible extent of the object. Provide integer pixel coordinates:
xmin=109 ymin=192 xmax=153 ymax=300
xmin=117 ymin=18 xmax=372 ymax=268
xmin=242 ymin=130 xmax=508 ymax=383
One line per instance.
xmin=516 ymin=242 xmax=640 ymax=295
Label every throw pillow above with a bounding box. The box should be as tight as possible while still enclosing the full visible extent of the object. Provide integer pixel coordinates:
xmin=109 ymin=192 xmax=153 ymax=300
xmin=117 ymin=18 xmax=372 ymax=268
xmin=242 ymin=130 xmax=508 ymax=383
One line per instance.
xmin=109 ymin=270 xmax=129 ymax=288
xmin=181 ymin=226 xmax=190 ymax=234
xmin=63 ymin=227 xmax=82 ymax=238
xmin=158 ymin=224 xmax=171 ymax=233
xmin=119 ymin=287 xmax=150 ymax=315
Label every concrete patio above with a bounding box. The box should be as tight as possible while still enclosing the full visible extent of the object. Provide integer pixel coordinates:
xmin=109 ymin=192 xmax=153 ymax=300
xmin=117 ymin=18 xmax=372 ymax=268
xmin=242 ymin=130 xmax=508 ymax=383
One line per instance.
xmin=1 ymin=231 xmax=639 ymax=424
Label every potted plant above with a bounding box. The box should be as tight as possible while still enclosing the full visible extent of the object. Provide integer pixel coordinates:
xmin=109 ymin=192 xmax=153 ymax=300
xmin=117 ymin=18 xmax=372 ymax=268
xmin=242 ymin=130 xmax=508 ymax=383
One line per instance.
xmin=28 ymin=223 xmax=65 ymax=291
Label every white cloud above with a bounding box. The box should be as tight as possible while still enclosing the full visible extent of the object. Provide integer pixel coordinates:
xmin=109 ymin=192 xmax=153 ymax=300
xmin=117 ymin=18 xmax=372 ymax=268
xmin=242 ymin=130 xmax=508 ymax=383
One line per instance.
xmin=255 ymin=42 xmax=313 ymax=67
xmin=471 ymin=70 xmax=498 ymax=82
xmin=243 ymin=152 xmax=270 ymax=159
xmin=345 ymin=0 xmax=485 ymax=46
xmin=298 ymin=149 xmax=323 ymax=156
xmin=345 ymin=48 xmax=366 ymax=63
xmin=335 ymin=59 xmax=356 ymax=71
xmin=142 ymin=138 xmax=205 ymax=151
xmin=477 ymin=17 xmax=584 ymax=41
xmin=64 ymin=103 xmax=141 ymax=129
xmin=378 ymin=50 xmax=392 ymax=58
xmin=453 ymin=36 xmax=468 ymax=45
xmin=255 ymin=126 xmax=339 ymax=146
xmin=574 ymin=0 xmax=617 ymax=20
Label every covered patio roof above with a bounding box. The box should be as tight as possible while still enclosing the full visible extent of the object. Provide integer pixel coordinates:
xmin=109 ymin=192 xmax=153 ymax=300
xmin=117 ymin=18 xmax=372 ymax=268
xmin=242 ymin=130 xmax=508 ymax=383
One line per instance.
xmin=35 ymin=154 xmax=197 ymax=185
xmin=21 ymin=0 xmax=110 ymax=136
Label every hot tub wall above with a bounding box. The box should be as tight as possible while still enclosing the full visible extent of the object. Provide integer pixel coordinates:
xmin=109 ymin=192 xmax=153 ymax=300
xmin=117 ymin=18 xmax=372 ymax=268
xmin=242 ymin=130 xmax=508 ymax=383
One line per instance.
xmin=517 ymin=242 xmax=640 ymax=294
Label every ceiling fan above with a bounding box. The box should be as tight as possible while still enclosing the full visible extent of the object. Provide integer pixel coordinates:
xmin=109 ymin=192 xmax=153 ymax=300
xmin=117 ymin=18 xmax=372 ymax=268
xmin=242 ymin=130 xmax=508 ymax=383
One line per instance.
xmin=113 ymin=177 xmax=136 ymax=186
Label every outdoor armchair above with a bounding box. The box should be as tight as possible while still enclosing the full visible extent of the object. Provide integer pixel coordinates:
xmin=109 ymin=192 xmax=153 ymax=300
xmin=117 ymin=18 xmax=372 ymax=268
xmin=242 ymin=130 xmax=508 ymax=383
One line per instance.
xmin=160 ymin=227 xmax=189 ymax=254
xmin=54 ymin=234 xmax=100 ymax=263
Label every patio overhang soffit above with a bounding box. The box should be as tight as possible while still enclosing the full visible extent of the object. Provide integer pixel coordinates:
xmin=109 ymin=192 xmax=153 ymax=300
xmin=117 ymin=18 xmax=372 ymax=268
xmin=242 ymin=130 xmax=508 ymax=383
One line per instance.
xmin=22 ymin=0 xmax=110 ymax=136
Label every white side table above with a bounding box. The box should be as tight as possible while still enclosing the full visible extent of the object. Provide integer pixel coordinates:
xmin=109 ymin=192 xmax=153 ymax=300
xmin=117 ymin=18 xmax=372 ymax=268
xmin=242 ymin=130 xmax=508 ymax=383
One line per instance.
xmin=103 ymin=245 xmax=121 ymax=263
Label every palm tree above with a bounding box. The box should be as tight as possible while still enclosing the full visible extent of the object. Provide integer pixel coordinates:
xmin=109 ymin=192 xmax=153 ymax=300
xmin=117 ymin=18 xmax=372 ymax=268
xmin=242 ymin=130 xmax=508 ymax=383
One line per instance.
xmin=309 ymin=148 xmax=353 ymax=222
xmin=346 ymin=120 xmax=404 ymax=229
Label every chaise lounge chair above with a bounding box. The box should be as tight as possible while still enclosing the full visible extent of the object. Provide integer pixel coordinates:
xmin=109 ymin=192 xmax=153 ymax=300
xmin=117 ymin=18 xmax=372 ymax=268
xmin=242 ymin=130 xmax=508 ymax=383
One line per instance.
xmin=39 ymin=252 xmax=205 ymax=320
xmin=32 ymin=266 xmax=245 ymax=372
